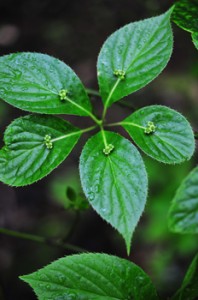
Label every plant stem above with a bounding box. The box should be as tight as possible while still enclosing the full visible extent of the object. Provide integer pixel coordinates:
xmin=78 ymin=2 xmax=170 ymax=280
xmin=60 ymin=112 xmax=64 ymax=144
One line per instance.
xmin=86 ymin=88 xmax=100 ymax=97
xmin=51 ymin=125 xmax=97 ymax=143
xmin=102 ymin=78 xmax=121 ymax=120
xmin=0 ymin=227 xmax=86 ymax=253
xmin=115 ymin=100 xmax=137 ymax=111
xmin=65 ymin=95 xmax=101 ymax=125
xmin=100 ymin=125 xmax=108 ymax=147
xmin=106 ymin=121 xmax=146 ymax=130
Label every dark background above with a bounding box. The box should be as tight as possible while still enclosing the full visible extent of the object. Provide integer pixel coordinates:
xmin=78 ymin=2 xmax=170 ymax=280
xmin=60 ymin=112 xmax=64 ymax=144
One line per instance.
xmin=0 ymin=0 xmax=197 ymax=299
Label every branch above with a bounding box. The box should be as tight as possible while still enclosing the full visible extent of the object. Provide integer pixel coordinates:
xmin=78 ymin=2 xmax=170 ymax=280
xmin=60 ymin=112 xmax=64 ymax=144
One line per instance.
xmin=0 ymin=227 xmax=86 ymax=253
xmin=86 ymin=88 xmax=100 ymax=97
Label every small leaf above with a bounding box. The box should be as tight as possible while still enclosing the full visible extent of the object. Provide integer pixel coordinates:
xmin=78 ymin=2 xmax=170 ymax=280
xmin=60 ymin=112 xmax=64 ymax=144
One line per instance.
xmin=79 ymin=131 xmax=148 ymax=253
xmin=122 ymin=105 xmax=195 ymax=164
xmin=66 ymin=186 xmax=77 ymax=202
xmin=20 ymin=253 xmax=158 ymax=300
xmin=192 ymin=32 xmax=198 ymax=50
xmin=172 ymin=0 xmax=198 ymax=33
xmin=97 ymin=9 xmax=173 ymax=108
xmin=172 ymin=253 xmax=198 ymax=300
xmin=168 ymin=167 xmax=198 ymax=234
xmin=0 ymin=115 xmax=81 ymax=186
xmin=0 ymin=52 xmax=92 ymax=116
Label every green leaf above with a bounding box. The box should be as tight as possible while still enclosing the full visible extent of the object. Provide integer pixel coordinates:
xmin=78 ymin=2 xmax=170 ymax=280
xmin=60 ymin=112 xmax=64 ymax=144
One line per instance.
xmin=172 ymin=253 xmax=198 ymax=300
xmin=66 ymin=186 xmax=77 ymax=202
xmin=79 ymin=131 xmax=148 ymax=253
xmin=168 ymin=167 xmax=198 ymax=234
xmin=192 ymin=32 xmax=198 ymax=49
xmin=172 ymin=0 xmax=198 ymax=33
xmin=20 ymin=253 xmax=158 ymax=300
xmin=0 ymin=115 xmax=81 ymax=186
xmin=122 ymin=105 xmax=195 ymax=164
xmin=0 ymin=52 xmax=92 ymax=116
xmin=97 ymin=9 xmax=173 ymax=109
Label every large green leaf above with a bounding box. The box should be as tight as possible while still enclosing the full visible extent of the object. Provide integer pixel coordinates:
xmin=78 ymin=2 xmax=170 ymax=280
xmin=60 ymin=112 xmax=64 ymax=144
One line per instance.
xmin=79 ymin=131 xmax=148 ymax=253
xmin=97 ymin=9 xmax=173 ymax=109
xmin=122 ymin=105 xmax=195 ymax=164
xmin=172 ymin=0 xmax=198 ymax=33
xmin=168 ymin=167 xmax=198 ymax=234
xmin=0 ymin=52 xmax=92 ymax=116
xmin=0 ymin=115 xmax=81 ymax=186
xmin=192 ymin=32 xmax=198 ymax=50
xmin=172 ymin=253 xmax=198 ymax=300
xmin=20 ymin=253 xmax=158 ymax=300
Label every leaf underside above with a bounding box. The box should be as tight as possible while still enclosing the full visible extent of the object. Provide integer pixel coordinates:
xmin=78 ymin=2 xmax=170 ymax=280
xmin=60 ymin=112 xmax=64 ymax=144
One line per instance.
xmin=20 ymin=253 xmax=158 ymax=300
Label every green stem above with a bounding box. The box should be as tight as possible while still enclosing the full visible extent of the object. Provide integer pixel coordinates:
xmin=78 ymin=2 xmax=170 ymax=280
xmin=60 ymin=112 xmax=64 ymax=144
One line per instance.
xmin=115 ymin=100 xmax=137 ymax=111
xmin=86 ymin=88 xmax=100 ymax=97
xmin=65 ymin=95 xmax=101 ymax=125
xmin=62 ymin=211 xmax=80 ymax=242
xmin=106 ymin=121 xmax=146 ymax=130
xmin=102 ymin=78 xmax=121 ymax=120
xmin=51 ymin=125 xmax=97 ymax=143
xmin=100 ymin=126 xmax=108 ymax=147
xmin=0 ymin=227 xmax=86 ymax=253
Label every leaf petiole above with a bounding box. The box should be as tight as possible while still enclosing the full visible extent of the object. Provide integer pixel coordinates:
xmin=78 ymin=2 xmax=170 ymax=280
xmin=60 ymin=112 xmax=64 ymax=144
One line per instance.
xmin=106 ymin=121 xmax=146 ymax=130
xmin=100 ymin=127 xmax=108 ymax=147
xmin=102 ymin=78 xmax=121 ymax=120
xmin=51 ymin=125 xmax=97 ymax=143
xmin=64 ymin=95 xmax=101 ymax=125
xmin=86 ymin=88 xmax=100 ymax=97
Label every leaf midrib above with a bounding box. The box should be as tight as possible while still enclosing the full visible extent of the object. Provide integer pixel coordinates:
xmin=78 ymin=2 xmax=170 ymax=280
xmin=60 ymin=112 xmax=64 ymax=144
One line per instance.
xmin=104 ymin=12 xmax=170 ymax=106
xmin=107 ymin=156 xmax=129 ymax=236
xmin=26 ymin=278 xmax=123 ymax=300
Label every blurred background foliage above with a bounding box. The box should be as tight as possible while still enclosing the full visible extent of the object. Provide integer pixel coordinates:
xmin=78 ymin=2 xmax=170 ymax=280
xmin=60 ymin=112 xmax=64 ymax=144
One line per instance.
xmin=0 ymin=0 xmax=197 ymax=299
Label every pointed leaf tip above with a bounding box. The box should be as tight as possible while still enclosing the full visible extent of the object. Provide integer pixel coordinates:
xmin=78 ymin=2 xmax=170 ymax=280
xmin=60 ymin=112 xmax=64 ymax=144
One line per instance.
xmin=80 ymin=131 xmax=148 ymax=253
xmin=97 ymin=9 xmax=173 ymax=107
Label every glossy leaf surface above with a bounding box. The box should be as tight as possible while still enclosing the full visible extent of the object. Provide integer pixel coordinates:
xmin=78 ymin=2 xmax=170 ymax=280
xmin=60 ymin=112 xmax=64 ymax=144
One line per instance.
xmin=172 ymin=0 xmax=198 ymax=33
xmin=20 ymin=253 xmax=158 ymax=300
xmin=0 ymin=52 xmax=92 ymax=116
xmin=0 ymin=115 xmax=81 ymax=186
xmin=172 ymin=253 xmax=198 ymax=300
xmin=168 ymin=167 xmax=198 ymax=234
xmin=192 ymin=32 xmax=198 ymax=49
xmin=97 ymin=9 xmax=173 ymax=107
xmin=122 ymin=105 xmax=195 ymax=164
xmin=80 ymin=131 xmax=148 ymax=253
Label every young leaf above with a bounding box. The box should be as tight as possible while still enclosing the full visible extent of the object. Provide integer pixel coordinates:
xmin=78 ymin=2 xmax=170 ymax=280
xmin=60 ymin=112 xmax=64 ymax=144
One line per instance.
xmin=0 ymin=52 xmax=92 ymax=116
xmin=97 ymin=9 xmax=173 ymax=109
xmin=192 ymin=32 xmax=198 ymax=50
xmin=0 ymin=115 xmax=81 ymax=186
xmin=121 ymin=105 xmax=195 ymax=164
xmin=20 ymin=253 xmax=159 ymax=300
xmin=79 ymin=131 xmax=148 ymax=253
xmin=172 ymin=253 xmax=198 ymax=300
xmin=172 ymin=0 xmax=198 ymax=33
xmin=168 ymin=167 xmax=198 ymax=234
